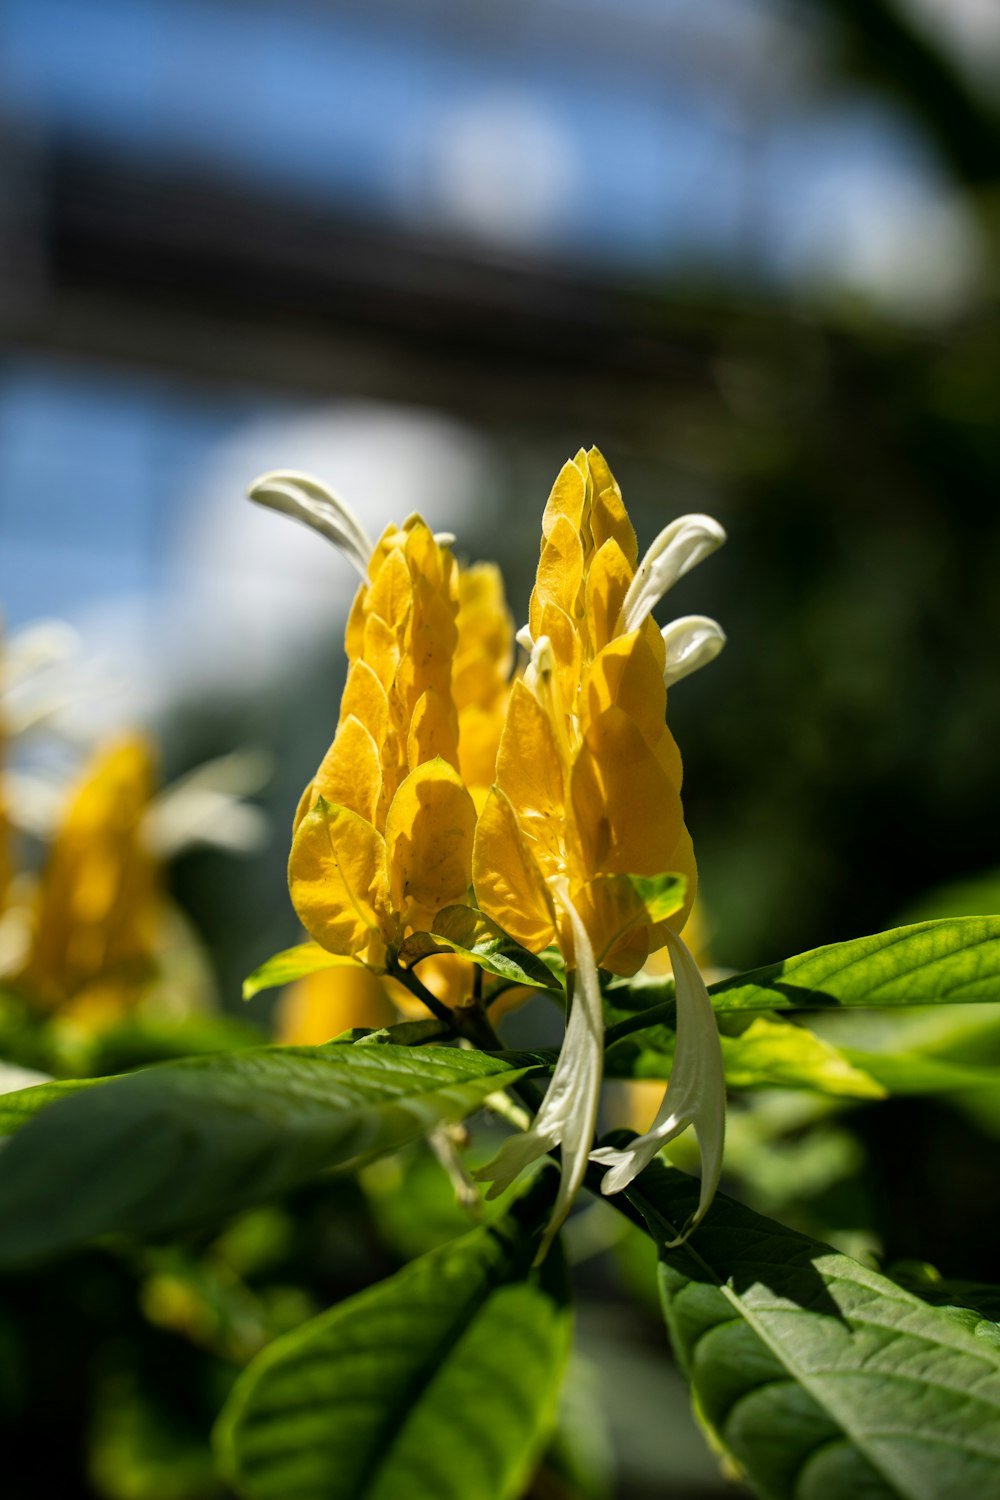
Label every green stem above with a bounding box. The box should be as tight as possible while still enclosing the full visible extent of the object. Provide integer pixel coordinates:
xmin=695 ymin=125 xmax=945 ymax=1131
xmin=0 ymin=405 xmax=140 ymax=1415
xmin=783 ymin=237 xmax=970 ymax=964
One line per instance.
xmin=603 ymin=998 xmax=677 ymax=1050
xmin=387 ymin=960 xmax=455 ymax=1028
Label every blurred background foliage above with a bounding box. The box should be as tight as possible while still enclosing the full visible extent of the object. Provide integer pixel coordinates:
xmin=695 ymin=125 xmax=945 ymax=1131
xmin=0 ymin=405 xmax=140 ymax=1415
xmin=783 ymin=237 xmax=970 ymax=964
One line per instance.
xmin=1 ymin=1 xmax=999 ymax=1496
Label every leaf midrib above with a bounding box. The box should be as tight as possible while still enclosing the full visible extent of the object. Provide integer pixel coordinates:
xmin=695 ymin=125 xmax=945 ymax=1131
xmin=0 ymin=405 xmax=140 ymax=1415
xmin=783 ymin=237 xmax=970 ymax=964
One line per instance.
xmin=639 ymin=1194 xmax=1000 ymax=1499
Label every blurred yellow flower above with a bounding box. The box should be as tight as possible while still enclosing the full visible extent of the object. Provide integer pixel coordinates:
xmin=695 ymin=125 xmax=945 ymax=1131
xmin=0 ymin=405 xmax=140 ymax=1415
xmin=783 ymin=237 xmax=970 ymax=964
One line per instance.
xmin=20 ymin=737 xmax=159 ymax=1024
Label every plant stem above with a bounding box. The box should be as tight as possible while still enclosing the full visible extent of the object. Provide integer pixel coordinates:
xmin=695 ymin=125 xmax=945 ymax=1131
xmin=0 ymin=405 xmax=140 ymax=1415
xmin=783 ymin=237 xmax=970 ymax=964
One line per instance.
xmin=387 ymin=960 xmax=454 ymax=1027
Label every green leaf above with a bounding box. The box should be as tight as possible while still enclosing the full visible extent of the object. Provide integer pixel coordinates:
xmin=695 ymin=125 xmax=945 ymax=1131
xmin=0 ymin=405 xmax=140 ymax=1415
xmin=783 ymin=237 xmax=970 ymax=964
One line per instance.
xmin=0 ymin=1044 xmax=544 ymax=1268
xmin=343 ymin=1019 xmax=446 ymax=1046
xmin=399 ymin=905 xmax=561 ymax=992
xmin=94 ymin=1012 xmax=266 ymax=1070
xmin=243 ymin=943 xmax=356 ymax=1000
xmin=840 ymin=1046 xmax=1000 ymax=1096
xmin=626 ymin=1156 xmax=1000 ymax=1500
xmin=710 ymin=917 xmax=1000 ymax=1012
xmin=625 ymin=872 xmax=687 ymax=923
xmin=888 ymin=1263 xmax=1000 ymax=1346
xmin=0 ymin=1076 xmax=99 ymax=1136
xmin=720 ymin=1018 xmax=886 ymax=1097
xmin=215 ymin=1178 xmax=572 ymax=1500
xmin=604 ymin=996 xmax=885 ymax=1098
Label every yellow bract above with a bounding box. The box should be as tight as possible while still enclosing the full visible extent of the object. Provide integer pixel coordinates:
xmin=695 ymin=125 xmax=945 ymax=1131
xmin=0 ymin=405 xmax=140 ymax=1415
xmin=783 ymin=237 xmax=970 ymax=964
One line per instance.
xmin=21 ymin=737 xmax=159 ymax=1016
xmin=452 ymin=563 xmax=514 ymax=807
xmin=473 ymin=448 xmax=696 ymax=974
xmin=288 ymin=516 xmax=483 ymax=969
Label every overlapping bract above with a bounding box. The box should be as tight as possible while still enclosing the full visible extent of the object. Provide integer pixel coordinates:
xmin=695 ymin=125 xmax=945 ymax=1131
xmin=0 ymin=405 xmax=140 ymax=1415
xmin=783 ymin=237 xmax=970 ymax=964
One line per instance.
xmin=452 ymin=563 xmax=514 ymax=807
xmin=288 ymin=516 xmax=484 ymax=971
xmin=471 ymin=448 xmax=726 ymax=1250
xmin=474 ymin=448 xmax=696 ymax=974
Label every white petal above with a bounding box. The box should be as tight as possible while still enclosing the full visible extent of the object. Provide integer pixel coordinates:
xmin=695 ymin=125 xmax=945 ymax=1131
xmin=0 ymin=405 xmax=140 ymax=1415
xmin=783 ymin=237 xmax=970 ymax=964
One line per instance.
xmin=144 ymin=752 xmax=273 ymax=858
xmin=515 ymin=623 xmax=534 ymax=653
xmin=0 ymin=770 xmax=69 ymax=836
xmin=661 ymin=615 xmax=726 ymax=687
xmin=533 ymin=894 xmax=604 ymax=1262
xmin=619 ymin=514 xmax=726 ymax=634
xmin=247 ymin=470 xmax=374 ymax=579
xmin=2 ymin=621 xmax=79 ymax=689
xmin=590 ymin=927 xmax=725 ymax=1244
xmin=474 ymin=885 xmax=604 ymax=1263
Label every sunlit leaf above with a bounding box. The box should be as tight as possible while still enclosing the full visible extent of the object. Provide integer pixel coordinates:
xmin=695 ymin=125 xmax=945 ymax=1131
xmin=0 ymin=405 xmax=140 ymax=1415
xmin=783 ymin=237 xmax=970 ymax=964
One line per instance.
xmin=215 ymin=1178 xmax=572 ymax=1500
xmin=243 ymin=943 xmax=357 ymax=1001
xmin=709 ymin=917 xmax=1000 ymax=1011
xmin=399 ymin=905 xmax=561 ymax=992
xmin=626 ymin=1156 xmax=1000 ymax=1500
xmin=626 ymin=872 xmax=687 ymax=923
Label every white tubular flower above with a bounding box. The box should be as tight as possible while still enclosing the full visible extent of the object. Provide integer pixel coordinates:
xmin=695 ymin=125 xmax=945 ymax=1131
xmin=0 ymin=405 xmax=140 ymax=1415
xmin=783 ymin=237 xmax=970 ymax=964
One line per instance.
xmin=590 ymin=926 xmax=725 ymax=1245
xmin=619 ymin=514 xmax=726 ymax=634
xmin=247 ymin=470 xmax=374 ymax=579
xmin=143 ymin=748 xmax=273 ymax=858
xmin=475 ymin=889 xmax=604 ymax=1265
xmin=661 ymin=615 xmax=727 ymax=688
xmin=1 ymin=622 xmax=80 ymax=689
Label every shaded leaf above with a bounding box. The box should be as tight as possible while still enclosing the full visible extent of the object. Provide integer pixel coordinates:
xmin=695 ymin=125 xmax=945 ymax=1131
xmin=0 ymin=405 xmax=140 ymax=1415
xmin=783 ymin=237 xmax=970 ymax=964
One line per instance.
xmin=0 ymin=1076 xmax=98 ymax=1137
xmin=0 ymin=1044 xmax=544 ymax=1267
xmin=626 ymin=1156 xmax=1000 ymax=1500
xmin=215 ymin=1178 xmax=572 ymax=1500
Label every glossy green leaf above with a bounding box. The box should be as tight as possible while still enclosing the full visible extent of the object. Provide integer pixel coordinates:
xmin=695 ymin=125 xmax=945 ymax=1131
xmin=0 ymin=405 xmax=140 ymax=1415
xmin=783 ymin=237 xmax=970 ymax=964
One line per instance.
xmin=243 ymin=943 xmax=356 ymax=1000
xmin=399 ymin=905 xmax=561 ymax=992
xmin=888 ymin=1263 xmax=1000 ymax=1345
xmin=627 ymin=1157 xmax=1000 ymax=1500
xmin=709 ymin=917 xmax=1000 ymax=1012
xmin=215 ymin=1178 xmax=572 ymax=1500
xmin=0 ymin=1076 xmax=98 ymax=1136
xmin=0 ymin=1044 xmax=543 ymax=1268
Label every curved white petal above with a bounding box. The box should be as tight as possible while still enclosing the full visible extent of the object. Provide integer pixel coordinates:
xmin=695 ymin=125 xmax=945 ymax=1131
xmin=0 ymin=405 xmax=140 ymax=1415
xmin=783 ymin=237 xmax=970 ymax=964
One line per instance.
xmin=474 ymin=887 xmax=604 ymax=1263
xmin=590 ymin=927 xmax=725 ymax=1244
xmin=619 ymin=514 xmax=726 ymax=634
xmin=661 ymin=615 xmax=726 ymax=688
xmin=247 ymin=470 xmax=374 ymax=579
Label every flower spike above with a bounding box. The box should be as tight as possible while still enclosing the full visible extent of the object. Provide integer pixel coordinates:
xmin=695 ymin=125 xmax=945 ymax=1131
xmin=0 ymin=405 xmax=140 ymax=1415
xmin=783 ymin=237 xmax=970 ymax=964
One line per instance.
xmin=590 ymin=925 xmax=726 ymax=1243
xmin=255 ymin=471 xmax=514 ymax=994
xmin=473 ymin=448 xmax=727 ymax=1250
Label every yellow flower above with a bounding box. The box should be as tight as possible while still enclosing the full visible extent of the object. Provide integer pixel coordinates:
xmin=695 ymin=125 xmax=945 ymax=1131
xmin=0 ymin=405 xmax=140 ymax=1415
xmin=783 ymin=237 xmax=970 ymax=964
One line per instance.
xmin=472 ymin=448 xmax=727 ymax=1250
xmin=21 ymin=737 xmax=159 ymax=1020
xmin=249 ymin=475 xmax=480 ymax=974
xmin=452 ymin=563 xmax=514 ymax=808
